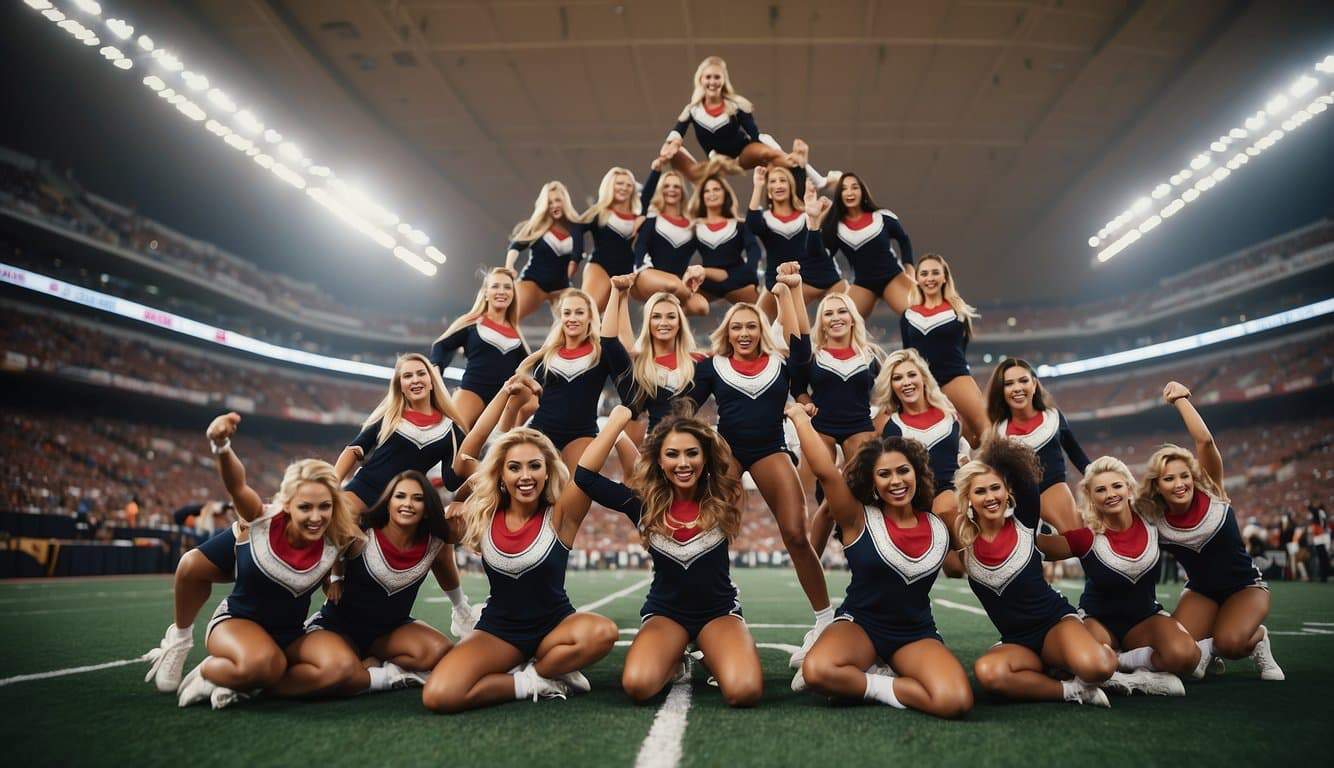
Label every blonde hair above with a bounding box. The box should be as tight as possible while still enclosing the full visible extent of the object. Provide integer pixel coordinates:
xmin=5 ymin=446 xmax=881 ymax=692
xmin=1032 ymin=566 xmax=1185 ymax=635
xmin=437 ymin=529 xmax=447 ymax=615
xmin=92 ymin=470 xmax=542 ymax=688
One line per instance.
xmin=631 ymin=292 xmax=698 ymax=408
xmin=273 ymin=459 xmax=364 ymax=551
xmin=710 ymin=302 xmax=788 ymax=357
xmin=811 ymin=293 xmax=880 ymax=359
xmin=648 ymin=169 xmax=691 ymax=217
xmin=952 ymin=439 xmax=1040 ymax=548
xmin=1078 ymin=456 xmax=1139 ymax=534
xmin=363 ymin=353 xmax=464 ymax=449
xmin=872 ymin=348 xmax=957 ymax=417
xmin=458 ymin=428 xmax=567 ymax=550
xmin=519 ymin=288 xmax=603 ymax=377
xmin=908 ymin=253 xmax=979 ymax=338
xmin=585 ymin=167 xmax=642 ymax=226
xmin=436 ymin=267 xmax=526 ymax=344
xmin=510 ymin=181 xmax=585 ymax=243
xmin=1134 ymin=443 xmax=1229 ymax=521
xmin=677 ymin=56 xmax=754 ymax=121
xmin=686 ymin=174 xmax=741 ymax=220
xmin=764 ymin=165 xmax=805 ymax=211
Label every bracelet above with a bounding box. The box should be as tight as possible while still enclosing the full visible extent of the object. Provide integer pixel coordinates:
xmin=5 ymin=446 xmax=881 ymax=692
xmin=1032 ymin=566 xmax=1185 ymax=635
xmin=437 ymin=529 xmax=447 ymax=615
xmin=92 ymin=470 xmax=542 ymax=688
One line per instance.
xmin=329 ymin=574 xmax=344 ymax=583
xmin=210 ymin=439 xmax=232 ymax=455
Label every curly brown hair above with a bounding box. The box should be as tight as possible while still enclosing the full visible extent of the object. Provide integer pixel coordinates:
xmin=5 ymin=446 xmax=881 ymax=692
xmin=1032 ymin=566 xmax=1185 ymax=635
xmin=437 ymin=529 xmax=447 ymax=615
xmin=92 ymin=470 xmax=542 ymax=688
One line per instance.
xmin=626 ymin=400 xmax=743 ymax=546
xmin=844 ymin=436 xmax=935 ymax=512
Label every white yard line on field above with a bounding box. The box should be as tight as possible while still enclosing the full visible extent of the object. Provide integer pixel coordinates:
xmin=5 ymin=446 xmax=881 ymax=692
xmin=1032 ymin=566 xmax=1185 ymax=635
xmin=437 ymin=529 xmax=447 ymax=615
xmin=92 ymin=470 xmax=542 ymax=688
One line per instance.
xmin=0 ymin=657 xmax=145 ymax=688
xmin=633 ymin=676 xmax=692 ymax=768
xmin=933 ymin=598 xmax=988 ymax=616
xmin=577 ymin=576 xmax=653 ymax=612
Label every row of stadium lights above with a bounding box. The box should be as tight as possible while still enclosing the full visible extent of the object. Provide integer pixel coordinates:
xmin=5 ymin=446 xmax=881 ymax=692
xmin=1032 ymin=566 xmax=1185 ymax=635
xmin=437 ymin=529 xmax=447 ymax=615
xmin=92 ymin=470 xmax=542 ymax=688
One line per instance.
xmin=1089 ymin=54 xmax=1334 ymax=263
xmin=23 ymin=0 xmax=445 ymax=277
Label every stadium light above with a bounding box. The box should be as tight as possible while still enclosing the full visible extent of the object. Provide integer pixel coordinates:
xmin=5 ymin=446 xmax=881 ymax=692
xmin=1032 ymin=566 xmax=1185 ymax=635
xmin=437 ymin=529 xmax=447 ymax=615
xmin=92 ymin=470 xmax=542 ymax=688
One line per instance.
xmin=1090 ymin=54 xmax=1334 ymax=262
xmin=32 ymin=0 xmax=447 ymax=277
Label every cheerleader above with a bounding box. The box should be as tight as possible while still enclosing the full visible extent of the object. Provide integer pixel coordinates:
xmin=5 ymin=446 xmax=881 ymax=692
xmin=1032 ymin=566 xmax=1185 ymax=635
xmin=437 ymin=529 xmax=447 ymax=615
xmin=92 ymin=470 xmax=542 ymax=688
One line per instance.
xmin=660 ymin=56 xmax=829 ymax=189
xmin=421 ymin=427 xmax=619 ymax=713
xmin=902 ymin=254 xmax=989 ymax=445
xmin=575 ymin=404 xmax=763 ymax=707
xmin=607 ymin=286 xmax=706 ymax=434
xmin=1034 ymin=457 xmax=1196 ymax=690
xmin=431 ymin=267 xmax=530 ymax=429
xmin=799 ymin=292 xmax=883 ymax=472
xmin=517 ymin=288 xmax=632 ymax=474
xmin=176 ymin=413 xmax=363 ymax=709
xmin=1133 ymin=381 xmax=1284 ymax=681
xmin=334 ymin=353 xmax=479 ymax=636
xmin=957 ymin=440 xmax=1130 ymax=707
xmin=821 ymin=172 xmax=915 ymax=319
xmin=631 ymin=160 xmax=709 ymax=316
xmin=786 ymin=406 xmax=972 ymax=718
xmin=689 ymin=274 xmax=833 ymax=668
xmin=505 ymin=181 xmax=587 ymax=321
xmin=688 ymin=173 xmax=762 ymax=305
xmin=747 ymin=165 xmax=845 ymax=321
xmin=580 ymin=166 xmax=644 ymax=312
xmin=984 ymin=358 xmax=1088 ymax=533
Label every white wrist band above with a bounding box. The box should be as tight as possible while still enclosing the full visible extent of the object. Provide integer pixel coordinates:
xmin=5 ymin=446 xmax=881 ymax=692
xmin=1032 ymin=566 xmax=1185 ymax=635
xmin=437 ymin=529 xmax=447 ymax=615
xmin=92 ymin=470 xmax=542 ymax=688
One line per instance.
xmin=210 ymin=439 xmax=232 ymax=455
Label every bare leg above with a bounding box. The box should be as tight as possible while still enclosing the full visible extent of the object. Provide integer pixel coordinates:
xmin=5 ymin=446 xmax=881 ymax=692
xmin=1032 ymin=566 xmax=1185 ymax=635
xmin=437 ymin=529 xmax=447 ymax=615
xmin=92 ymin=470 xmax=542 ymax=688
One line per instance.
xmin=582 ymin=262 xmax=613 ymax=313
xmin=800 ymin=620 xmax=877 ymax=699
xmin=436 ymin=543 xmax=464 ymax=592
xmin=621 ymin=616 xmax=690 ymax=703
xmin=889 ymin=638 xmax=973 ymax=718
xmin=669 ymin=146 xmax=707 ymax=182
xmin=451 ymin=389 xmax=487 ymax=431
xmin=1040 ymin=483 xmax=1081 ymax=533
xmin=1041 ymin=617 xmax=1117 ymax=684
xmin=560 ymin=437 xmax=595 ymax=480
xmin=515 ymin=280 xmax=551 ymax=323
xmin=757 ymin=289 xmax=780 ymax=321
xmin=1121 ymin=614 xmax=1201 ymax=675
xmin=633 ymin=269 xmax=693 ymax=302
xmin=723 ymin=285 xmax=761 ymax=305
xmin=173 ymin=549 xmax=228 ymax=629
xmin=748 ymin=452 xmax=829 ymax=611
xmin=881 ymin=272 xmax=915 ymax=316
xmin=1083 ymin=617 xmax=1117 ymax=649
xmin=1211 ymin=587 xmax=1270 ymax=659
xmin=695 ymin=615 xmax=762 ymax=707
xmin=737 ymin=141 xmax=793 ymax=171
xmin=1172 ymin=589 xmax=1220 ymax=641
xmin=683 ymin=292 xmax=711 ymax=316
xmin=614 ymin=433 xmax=640 ymax=479
xmin=421 ymin=630 xmax=525 ymax=713
xmin=270 ymin=629 xmax=363 ymax=698
xmin=972 ymin=643 xmax=1062 ymax=701
xmin=940 ymin=375 xmax=990 ymax=447
xmin=532 ymin=612 xmax=619 ymax=679
xmin=201 ymin=618 xmax=287 ymax=690
xmin=802 ymin=280 xmax=847 ymax=306
xmin=845 ymin=284 xmax=877 ymax=319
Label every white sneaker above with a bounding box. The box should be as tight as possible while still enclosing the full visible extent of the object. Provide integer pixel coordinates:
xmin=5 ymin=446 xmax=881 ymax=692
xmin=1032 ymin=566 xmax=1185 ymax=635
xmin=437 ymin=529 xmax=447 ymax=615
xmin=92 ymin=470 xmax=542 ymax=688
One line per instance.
xmin=672 ymin=657 xmax=690 ymax=684
xmin=381 ymin=661 xmax=428 ymax=690
xmin=1250 ymin=626 xmax=1285 ymax=681
xmin=554 ymin=669 xmax=591 ymax=694
xmin=1190 ymin=650 xmax=1210 ymax=681
xmin=867 ymin=663 xmax=896 ymax=678
xmin=209 ymin=686 xmax=252 ymax=710
xmin=177 ymin=661 xmax=216 ymax=708
xmin=451 ymin=601 xmax=482 ymax=639
xmin=1104 ymin=670 xmax=1186 ymax=697
xmin=1064 ymin=681 xmax=1111 ymax=708
xmin=518 ymin=663 xmax=571 ymax=702
xmin=790 ymin=668 xmax=808 ymax=693
xmin=1208 ymin=656 xmax=1226 ymax=676
xmin=789 ymin=622 xmax=830 ymax=669
xmin=143 ymin=624 xmax=193 ymax=693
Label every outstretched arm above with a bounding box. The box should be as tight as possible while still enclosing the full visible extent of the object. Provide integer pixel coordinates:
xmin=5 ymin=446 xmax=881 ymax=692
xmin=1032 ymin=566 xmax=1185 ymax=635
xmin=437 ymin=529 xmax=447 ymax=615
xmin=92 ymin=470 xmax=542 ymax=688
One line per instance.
xmin=452 ymin=375 xmax=538 ymax=477
xmin=749 ymin=166 xmax=768 ymax=211
xmin=207 ymin=412 xmax=265 ymax=522
xmin=1058 ymin=412 xmax=1091 ymax=476
xmin=785 ymin=404 xmax=863 ymax=535
xmin=555 ymin=406 xmax=636 ymax=544
xmin=1165 ymin=381 xmax=1223 ymax=488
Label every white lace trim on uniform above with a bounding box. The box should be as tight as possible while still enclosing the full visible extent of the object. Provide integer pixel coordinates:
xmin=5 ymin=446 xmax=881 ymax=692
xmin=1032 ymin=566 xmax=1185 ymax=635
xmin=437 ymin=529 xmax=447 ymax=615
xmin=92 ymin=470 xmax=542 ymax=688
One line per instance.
xmin=363 ymin=534 xmax=445 ymax=596
xmin=653 ymin=216 xmax=694 ymax=249
xmin=813 ymin=347 xmax=872 ymax=381
xmin=997 ymin=409 xmax=1059 ymax=451
xmin=837 ymin=211 xmax=885 ymax=250
xmin=482 ymin=509 xmax=559 ymax=579
xmin=712 ymin=355 xmax=783 ymax=399
xmin=863 ymin=506 xmax=948 ymax=584
xmin=690 ymin=104 xmax=731 ymax=133
xmin=545 ymin=351 xmax=597 ymax=381
xmin=542 ymin=229 xmax=575 ymax=256
xmin=1091 ymin=519 xmax=1159 ymax=583
xmin=476 ymin=322 xmax=523 ymax=354
xmin=394 ymin=416 xmax=457 ymax=451
xmin=695 ymin=219 xmax=739 ymax=249
xmin=248 ymin=514 xmax=337 ymax=597
xmin=904 ymin=306 xmax=958 ymax=335
xmin=762 ymin=209 xmax=807 ymax=239
xmin=1156 ymin=494 xmax=1229 ymax=553
xmin=649 ymin=527 xmax=726 ymax=569
xmin=964 ymin=518 xmax=1033 ymax=596
xmin=890 ymin=411 xmax=955 ymax=449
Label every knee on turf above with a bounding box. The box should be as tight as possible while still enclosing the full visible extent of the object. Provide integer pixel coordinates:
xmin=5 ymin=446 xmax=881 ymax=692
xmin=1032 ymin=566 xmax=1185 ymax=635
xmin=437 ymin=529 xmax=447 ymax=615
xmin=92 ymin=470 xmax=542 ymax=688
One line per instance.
xmin=421 ymin=678 xmax=468 ymax=714
xmin=720 ymin=671 xmax=762 ymax=708
xmin=1211 ymin=628 xmax=1257 ymax=660
xmin=621 ymin=666 xmax=667 ymax=704
xmin=799 ymin=654 xmax=838 ymax=695
xmin=236 ymin=647 xmax=287 ymax=688
xmin=923 ymin=681 xmax=973 ymax=719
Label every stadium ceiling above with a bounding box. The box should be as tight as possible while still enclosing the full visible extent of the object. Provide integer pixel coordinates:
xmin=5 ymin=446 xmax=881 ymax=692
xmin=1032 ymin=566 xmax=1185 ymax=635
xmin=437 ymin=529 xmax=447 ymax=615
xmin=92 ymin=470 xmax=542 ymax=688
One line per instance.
xmin=128 ymin=1 xmax=1334 ymax=300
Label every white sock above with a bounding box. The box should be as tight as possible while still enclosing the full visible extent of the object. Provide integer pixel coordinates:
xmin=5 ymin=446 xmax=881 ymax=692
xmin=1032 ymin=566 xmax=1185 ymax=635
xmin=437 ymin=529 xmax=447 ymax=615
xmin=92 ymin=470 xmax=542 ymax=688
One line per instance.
xmin=512 ymin=667 xmax=534 ymax=701
xmin=1118 ymin=646 xmax=1156 ymax=672
xmin=1197 ymin=637 xmax=1214 ymax=659
xmin=863 ymin=673 xmax=904 ymax=709
xmin=1061 ymin=679 xmax=1083 ymax=701
xmin=813 ymin=606 xmax=835 ymax=627
xmin=445 ymin=587 xmax=468 ymax=608
xmin=366 ymin=665 xmax=388 ymax=692
xmin=169 ymin=623 xmax=193 ymax=641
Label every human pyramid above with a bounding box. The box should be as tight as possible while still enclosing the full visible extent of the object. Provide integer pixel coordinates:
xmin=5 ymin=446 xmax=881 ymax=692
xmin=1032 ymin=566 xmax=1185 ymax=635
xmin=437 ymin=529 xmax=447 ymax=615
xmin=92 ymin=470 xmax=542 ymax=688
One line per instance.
xmin=143 ymin=57 xmax=1284 ymax=716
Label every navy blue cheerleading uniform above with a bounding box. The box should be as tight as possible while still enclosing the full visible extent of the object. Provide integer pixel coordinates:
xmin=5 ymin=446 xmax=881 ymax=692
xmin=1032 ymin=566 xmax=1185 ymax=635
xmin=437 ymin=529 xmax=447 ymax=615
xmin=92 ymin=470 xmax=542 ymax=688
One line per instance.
xmin=196 ymin=526 xmax=239 ymax=573
xmin=667 ymin=101 xmax=760 ymax=159
xmin=696 ymin=219 xmax=761 ymax=299
xmin=1154 ymin=490 xmax=1266 ymax=604
xmin=307 ymin=529 xmax=444 ymax=655
xmin=744 ymin=209 xmax=842 ymax=290
xmin=345 ymin=410 xmax=466 ymax=507
xmin=837 ymin=507 xmax=949 ymax=661
xmin=475 ymin=509 xmax=575 ymax=658
xmin=882 ymin=407 xmax=964 ymax=493
xmin=690 ymin=335 xmax=811 ymax=470
xmin=824 ymin=210 xmax=913 ymax=295
xmin=900 ymin=303 xmax=971 ymax=385
xmin=206 ymin=514 xmax=338 ymax=649
xmin=634 ymin=212 xmax=697 ymax=276
xmin=574 ymin=468 xmax=741 ymax=641
xmin=511 ymin=224 xmax=584 ymax=293
xmin=996 ymin=409 xmax=1090 ymax=492
xmin=963 ymin=470 xmax=1077 ymax=653
xmin=528 ymin=339 xmax=630 ymax=450
xmin=431 ymin=318 xmax=526 ymax=403
xmin=615 ymin=351 xmax=709 ymax=433
xmin=799 ymin=346 xmax=880 ymax=442
xmin=1063 ymin=517 xmax=1165 ymax=646
xmin=586 ymin=209 xmax=641 ymax=276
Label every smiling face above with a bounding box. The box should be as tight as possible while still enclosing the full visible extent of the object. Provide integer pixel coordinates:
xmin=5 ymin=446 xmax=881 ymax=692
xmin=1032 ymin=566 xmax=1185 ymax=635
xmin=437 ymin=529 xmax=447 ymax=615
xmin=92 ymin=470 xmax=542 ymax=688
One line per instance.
xmin=1089 ymin=471 xmax=1132 ymax=519
xmin=559 ymin=294 xmax=591 ymax=342
xmin=873 ymin=451 xmax=916 ymax=510
xmin=285 ymin=481 xmax=334 ymax=544
xmin=648 ymin=298 xmax=681 ymax=345
xmin=727 ymin=308 xmax=763 ymax=359
xmin=702 ymin=178 xmax=726 ymax=214
xmin=1002 ymin=365 xmax=1037 ymax=413
xmin=916 ymin=257 xmax=946 ymax=300
xmin=968 ymin=471 xmax=1008 ymax=524
xmin=661 ymin=173 xmax=684 ymax=207
xmin=612 ymin=171 xmax=634 ymax=204
xmin=502 ymin=442 xmax=548 ymax=506
xmin=659 ymin=430 xmax=705 ymax=494
xmin=546 ymin=187 xmax=565 ymax=220
xmin=1156 ymin=459 xmax=1195 ymax=507
xmin=890 ymin=361 xmax=925 ymax=410
xmin=820 ymin=297 xmax=853 ymax=343
xmin=840 ymin=175 xmax=864 ymax=210
xmin=485 ymin=272 xmax=514 ymax=312
xmin=699 ymin=63 xmax=725 ymax=99
xmin=398 ymin=358 xmax=432 ymax=406
xmin=767 ymin=170 xmax=791 ymax=204
xmin=387 ymin=477 xmax=426 ymax=531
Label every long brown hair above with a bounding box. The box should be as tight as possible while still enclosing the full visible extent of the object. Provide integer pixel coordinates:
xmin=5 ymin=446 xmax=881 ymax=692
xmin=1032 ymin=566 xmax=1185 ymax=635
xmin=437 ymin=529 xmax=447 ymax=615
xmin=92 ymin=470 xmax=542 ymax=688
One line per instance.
xmin=984 ymin=358 xmax=1056 ymax=425
xmin=626 ymin=402 xmax=742 ymax=546
xmin=845 ymin=436 xmax=935 ymax=511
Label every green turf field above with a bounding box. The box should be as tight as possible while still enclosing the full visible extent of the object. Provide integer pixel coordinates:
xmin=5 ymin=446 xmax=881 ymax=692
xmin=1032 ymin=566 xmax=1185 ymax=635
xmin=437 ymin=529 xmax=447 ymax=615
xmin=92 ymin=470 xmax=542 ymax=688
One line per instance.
xmin=2 ymin=570 xmax=1330 ymax=767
